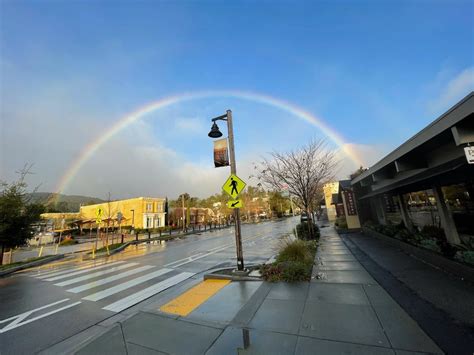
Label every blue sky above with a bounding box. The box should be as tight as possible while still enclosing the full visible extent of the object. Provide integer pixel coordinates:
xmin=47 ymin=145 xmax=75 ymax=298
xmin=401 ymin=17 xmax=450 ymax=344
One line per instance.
xmin=1 ymin=0 xmax=473 ymax=198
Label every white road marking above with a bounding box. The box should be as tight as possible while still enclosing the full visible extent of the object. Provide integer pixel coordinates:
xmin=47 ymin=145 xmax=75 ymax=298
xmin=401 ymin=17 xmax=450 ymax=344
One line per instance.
xmin=163 ymin=253 xmax=205 ymax=268
xmin=0 ymin=299 xmax=81 ymax=334
xmin=103 ymin=272 xmax=194 ymax=313
xmin=53 ymin=263 xmax=140 ymax=287
xmin=83 ymin=268 xmax=173 ymax=302
xmin=66 ymin=265 xmax=156 ymax=293
xmin=171 ymin=245 xmax=231 ymax=268
xmin=162 ymin=234 xmax=262 ymax=269
xmin=34 ymin=260 xmax=109 ymax=278
xmin=44 ymin=261 xmax=126 ymax=281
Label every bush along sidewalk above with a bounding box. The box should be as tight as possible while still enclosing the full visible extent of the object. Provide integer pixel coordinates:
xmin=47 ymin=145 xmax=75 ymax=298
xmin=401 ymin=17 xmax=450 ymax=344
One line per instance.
xmin=260 ymin=222 xmax=319 ymax=282
xmin=363 ymin=220 xmax=474 ymax=267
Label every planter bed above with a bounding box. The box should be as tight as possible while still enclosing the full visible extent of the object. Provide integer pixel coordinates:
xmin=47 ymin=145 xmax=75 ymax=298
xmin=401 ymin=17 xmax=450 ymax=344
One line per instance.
xmin=362 ymin=227 xmax=474 ymax=283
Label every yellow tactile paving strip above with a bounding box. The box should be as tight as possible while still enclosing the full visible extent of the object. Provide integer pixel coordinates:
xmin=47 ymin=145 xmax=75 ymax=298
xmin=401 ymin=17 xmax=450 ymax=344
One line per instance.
xmin=160 ymin=279 xmax=231 ymax=316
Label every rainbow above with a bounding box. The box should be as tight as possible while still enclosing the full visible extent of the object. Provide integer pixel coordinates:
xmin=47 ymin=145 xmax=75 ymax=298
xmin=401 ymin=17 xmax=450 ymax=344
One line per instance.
xmin=53 ymin=90 xmax=363 ymax=203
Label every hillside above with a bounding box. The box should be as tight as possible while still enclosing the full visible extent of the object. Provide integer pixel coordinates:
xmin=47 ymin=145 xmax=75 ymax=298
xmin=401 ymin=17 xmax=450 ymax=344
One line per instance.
xmin=28 ymin=192 xmax=105 ymax=212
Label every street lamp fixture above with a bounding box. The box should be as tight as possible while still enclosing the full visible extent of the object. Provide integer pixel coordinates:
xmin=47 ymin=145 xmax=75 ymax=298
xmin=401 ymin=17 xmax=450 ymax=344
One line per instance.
xmin=208 ymin=122 xmax=223 ymax=138
xmin=208 ymin=110 xmax=245 ymax=271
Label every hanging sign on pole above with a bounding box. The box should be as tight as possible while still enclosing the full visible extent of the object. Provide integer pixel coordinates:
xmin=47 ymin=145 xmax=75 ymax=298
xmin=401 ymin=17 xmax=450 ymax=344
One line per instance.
xmin=214 ymin=138 xmax=230 ymax=168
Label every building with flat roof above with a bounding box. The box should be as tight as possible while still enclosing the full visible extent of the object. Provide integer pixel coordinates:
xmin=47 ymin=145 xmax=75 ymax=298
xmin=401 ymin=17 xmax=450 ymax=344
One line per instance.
xmin=80 ymin=197 xmax=166 ymax=229
xmin=42 ymin=196 xmax=166 ymax=231
xmin=351 ymin=92 xmax=474 ymax=245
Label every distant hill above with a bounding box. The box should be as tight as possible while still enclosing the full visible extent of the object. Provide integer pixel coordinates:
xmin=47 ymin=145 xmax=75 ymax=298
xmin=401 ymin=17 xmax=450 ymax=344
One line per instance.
xmin=28 ymin=192 xmax=105 ymax=212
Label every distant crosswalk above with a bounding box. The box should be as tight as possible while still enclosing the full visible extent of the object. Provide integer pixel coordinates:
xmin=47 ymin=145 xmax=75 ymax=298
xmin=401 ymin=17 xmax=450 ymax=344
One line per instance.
xmin=28 ymin=261 xmax=195 ymax=313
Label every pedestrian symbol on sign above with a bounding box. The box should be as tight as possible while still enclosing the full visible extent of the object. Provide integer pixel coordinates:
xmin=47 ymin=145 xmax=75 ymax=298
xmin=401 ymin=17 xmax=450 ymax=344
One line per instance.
xmin=222 ymin=174 xmax=247 ymax=199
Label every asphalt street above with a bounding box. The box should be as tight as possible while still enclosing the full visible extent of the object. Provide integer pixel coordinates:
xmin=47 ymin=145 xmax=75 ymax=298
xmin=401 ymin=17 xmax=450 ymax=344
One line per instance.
xmin=0 ymin=217 xmax=298 ymax=354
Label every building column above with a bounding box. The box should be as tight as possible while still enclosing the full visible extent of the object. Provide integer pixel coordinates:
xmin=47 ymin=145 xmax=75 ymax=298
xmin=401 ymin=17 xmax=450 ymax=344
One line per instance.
xmin=397 ymin=193 xmax=414 ymax=233
xmin=372 ymin=196 xmax=387 ymax=225
xmin=432 ymin=185 xmax=461 ymax=245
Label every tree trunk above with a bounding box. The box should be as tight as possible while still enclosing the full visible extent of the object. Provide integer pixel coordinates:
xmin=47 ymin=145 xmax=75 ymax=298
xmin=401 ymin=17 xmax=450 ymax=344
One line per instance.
xmin=0 ymin=244 xmax=4 ymax=265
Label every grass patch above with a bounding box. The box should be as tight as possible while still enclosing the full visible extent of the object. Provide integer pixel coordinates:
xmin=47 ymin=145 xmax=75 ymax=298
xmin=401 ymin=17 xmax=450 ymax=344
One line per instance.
xmin=95 ymin=243 xmax=125 ymax=254
xmin=261 ymin=239 xmax=318 ymax=282
xmin=0 ymin=256 xmax=52 ymax=271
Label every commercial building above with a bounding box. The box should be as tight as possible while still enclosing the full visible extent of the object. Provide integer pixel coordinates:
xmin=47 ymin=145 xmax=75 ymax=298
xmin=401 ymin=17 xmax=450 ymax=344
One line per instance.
xmin=79 ymin=197 xmax=166 ymax=229
xmin=323 ymin=180 xmax=361 ymax=229
xmin=351 ymin=92 xmax=474 ymax=245
xmin=41 ymin=197 xmax=166 ymax=230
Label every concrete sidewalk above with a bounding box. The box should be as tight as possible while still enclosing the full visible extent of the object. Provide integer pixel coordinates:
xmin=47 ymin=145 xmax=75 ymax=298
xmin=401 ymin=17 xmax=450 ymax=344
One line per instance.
xmin=74 ymin=226 xmax=442 ymax=354
xmin=342 ymin=231 xmax=474 ymax=354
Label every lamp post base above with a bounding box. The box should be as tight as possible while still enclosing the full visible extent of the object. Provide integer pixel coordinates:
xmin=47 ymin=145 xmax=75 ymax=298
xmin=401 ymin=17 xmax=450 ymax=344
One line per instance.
xmin=232 ymin=268 xmax=250 ymax=276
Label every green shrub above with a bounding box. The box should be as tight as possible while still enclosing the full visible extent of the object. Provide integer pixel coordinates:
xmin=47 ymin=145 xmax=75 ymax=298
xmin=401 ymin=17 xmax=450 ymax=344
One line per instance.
xmin=277 ymin=240 xmax=313 ymax=264
xmin=454 ymin=251 xmax=474 ymax=266
xmin=420 ymin=225 xmax=445 ymax=240
xmin=295 ymin=222 xmax=320 ymax=240
xmin=261 ymin=239 xmax=317 ymax=282
xmin=363 ymin=220 xmax=378 ymax=229
xmin=280 ymin=261 xmax=312 ymax=282
xmin=417 ymin=239 xmax=441 ymax=253
xmin=260 ymin=263 xmax=284 ymax=282
xmin=395 ymin=228 xmax=412 ymax=242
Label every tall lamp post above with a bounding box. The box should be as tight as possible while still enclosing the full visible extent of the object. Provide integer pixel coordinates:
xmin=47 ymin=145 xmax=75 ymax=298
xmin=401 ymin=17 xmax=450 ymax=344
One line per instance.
xmin=208 ymin=110 xmax=245 ymax=271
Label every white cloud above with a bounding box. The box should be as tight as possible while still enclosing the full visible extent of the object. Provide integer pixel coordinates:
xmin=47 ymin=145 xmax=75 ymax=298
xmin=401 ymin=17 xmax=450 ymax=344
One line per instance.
xmin=428 ymin=67 xmax=474 ymax=113
xmin=335 ymin=143 xmax=389 ymax=180
xmin=174 ymin=117 xmax=206 ymax=134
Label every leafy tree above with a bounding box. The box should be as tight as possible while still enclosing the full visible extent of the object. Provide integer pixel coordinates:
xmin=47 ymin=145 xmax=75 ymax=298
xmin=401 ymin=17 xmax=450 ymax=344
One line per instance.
xmin=268 ymin=191 xmax=290 ymax=217
xmin=0 ymin=168 xmax=45 ymax=264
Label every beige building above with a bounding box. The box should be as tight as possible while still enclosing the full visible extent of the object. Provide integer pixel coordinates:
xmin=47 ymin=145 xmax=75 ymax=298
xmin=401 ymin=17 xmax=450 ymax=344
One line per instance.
xmin=42 ymin=197 xmax=166 ymax=230
xmin=324 ymin=181 xmax=361 ymax=229
xmin=323 ymin=182 xmax=339 ymax=223
xmin=80 ymin=197 xmax=166 ymax=229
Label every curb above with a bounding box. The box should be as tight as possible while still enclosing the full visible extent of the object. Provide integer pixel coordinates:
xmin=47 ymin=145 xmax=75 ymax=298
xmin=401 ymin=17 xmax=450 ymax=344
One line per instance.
xmin=203 ymin=266 xmax=262 ymax=282
xmin=203 ymin=273 xmax=262 ymax=281
xmin=0 ymin=254 xmax=65 ymax=277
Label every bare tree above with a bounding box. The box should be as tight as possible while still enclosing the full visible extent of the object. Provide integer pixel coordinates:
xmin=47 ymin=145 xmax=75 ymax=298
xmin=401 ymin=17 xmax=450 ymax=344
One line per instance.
xmin=255 ymin=139 xmax=338 ymax=236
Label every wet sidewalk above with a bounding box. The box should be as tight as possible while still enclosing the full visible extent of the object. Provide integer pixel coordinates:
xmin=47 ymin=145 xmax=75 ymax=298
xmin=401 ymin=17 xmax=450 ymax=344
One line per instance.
xmin=75 ymin=226 xmax=443 ymax=354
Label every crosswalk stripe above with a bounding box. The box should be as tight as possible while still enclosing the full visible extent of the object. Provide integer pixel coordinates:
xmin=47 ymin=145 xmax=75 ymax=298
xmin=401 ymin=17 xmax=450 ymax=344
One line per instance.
xmin=44 ymin=261 xmax=126 ymax=282
xmin=66 ymin=265 xmax=156 ymax=293
xmin=53 ymin=263 xmax=140 ymax=287
xmin=103 ymin=272 xmax=194 ymax=313
xmin=35 ymin=260 xmax=112 ymax=279
xmin=83 ymin=268 xmax=173 ymax=302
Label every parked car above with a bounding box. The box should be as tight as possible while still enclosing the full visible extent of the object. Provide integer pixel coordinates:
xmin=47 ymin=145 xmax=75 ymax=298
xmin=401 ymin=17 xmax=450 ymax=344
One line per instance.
xmin=300 ymin=213 xmax=308 ymax=222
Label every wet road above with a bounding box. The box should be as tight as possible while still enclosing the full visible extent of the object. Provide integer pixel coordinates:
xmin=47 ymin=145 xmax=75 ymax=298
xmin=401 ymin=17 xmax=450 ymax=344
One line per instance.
xmin=0 ymin=217 xmax=298 ymax=354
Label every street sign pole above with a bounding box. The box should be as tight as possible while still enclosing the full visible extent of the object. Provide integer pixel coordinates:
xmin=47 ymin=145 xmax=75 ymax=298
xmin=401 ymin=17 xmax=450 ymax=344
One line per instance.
xmin=226 ymin=110 xmax=245 ymax=271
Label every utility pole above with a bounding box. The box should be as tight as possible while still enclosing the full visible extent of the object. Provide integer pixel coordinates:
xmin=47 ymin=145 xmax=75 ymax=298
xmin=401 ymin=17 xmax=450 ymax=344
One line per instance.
xmin=208 ymin=110 xmax=245 ymax=271
xmin=182 ymin=194 xmax=185 ymax=233
xmin=226 ymin=110 xmax=244 ymax=271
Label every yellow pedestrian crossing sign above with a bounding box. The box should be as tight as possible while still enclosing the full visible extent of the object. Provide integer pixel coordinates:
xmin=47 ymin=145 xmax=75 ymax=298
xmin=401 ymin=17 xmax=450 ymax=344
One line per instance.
xmin=96 ymin=207 xmax=103 ymax=224
xmin=222 ymin=174 xmax=246 ymax=198
xmin=227 ymin=199 xmax=243 ymax=209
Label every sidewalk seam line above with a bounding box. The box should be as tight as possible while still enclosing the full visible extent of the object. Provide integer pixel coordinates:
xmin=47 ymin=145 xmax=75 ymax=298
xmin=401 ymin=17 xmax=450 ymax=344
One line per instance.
xmin=340 ymin=235 xmax=394 ymax=348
